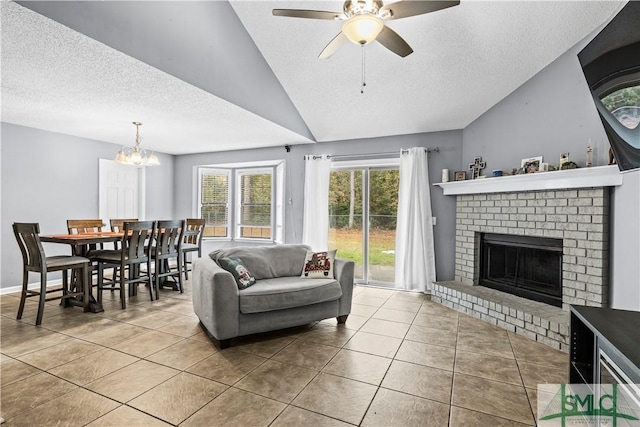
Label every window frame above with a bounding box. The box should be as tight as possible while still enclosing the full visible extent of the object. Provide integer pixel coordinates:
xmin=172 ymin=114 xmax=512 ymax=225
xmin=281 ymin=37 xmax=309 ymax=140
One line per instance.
xmin=197 ymin=168 xmax=231 ymax=239
xmin=234 ymin=167 xmax=275 ymax=242
xmin=196 ymin=161 xmax=284 ymax=243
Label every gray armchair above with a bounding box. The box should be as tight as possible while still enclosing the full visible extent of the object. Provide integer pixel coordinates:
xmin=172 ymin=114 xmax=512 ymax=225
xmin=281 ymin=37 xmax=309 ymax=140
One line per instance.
xmin=191 ymin=244 xmax=355 ymax=348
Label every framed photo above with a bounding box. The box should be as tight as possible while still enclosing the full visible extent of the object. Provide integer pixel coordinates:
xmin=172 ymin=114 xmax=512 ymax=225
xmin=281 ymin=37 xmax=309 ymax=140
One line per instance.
xmin=521 ymin=156 xmax=543 ymax=174
xmin=454 ymin=171 xmax=466 ymax=181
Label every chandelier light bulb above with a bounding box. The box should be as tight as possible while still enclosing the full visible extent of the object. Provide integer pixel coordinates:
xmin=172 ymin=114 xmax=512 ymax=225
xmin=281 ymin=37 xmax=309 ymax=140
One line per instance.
xmin=130 ymin=150 xmax=142 ymax=165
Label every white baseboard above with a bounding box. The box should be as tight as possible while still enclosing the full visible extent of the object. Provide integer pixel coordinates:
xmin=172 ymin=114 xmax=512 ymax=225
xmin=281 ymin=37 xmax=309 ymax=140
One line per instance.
xmin=0 ymin=279 xmax=63 ymax=296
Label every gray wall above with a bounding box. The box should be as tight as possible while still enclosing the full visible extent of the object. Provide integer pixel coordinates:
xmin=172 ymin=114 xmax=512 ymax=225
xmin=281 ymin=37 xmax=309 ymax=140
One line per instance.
xmin=463 ymin=43 xmax=609 ymax=172
xmin=1 ymin=123 xmax=175 ymax=289
xmin=610 ymin=170 xmax=640 ymax=310
xmin=462 ymin=40 xmax=640 ymax=310
xmin=174 ymin=131 xmax=463 ymax=282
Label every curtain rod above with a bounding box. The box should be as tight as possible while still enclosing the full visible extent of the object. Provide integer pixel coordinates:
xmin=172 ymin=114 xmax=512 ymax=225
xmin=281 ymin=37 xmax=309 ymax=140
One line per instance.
xmin=307 ymin=147 xmax=439 ymax=161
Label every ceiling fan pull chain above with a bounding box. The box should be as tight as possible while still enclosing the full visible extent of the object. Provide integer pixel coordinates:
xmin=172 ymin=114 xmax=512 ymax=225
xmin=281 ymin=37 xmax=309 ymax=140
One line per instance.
xmin=361 ymin=45 xmax=366 ymax=94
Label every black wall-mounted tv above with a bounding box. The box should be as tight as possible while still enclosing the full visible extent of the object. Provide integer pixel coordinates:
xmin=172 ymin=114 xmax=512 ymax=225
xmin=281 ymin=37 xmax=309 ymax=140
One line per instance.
xmin=578 ymin=1 xmax=640 ymax=172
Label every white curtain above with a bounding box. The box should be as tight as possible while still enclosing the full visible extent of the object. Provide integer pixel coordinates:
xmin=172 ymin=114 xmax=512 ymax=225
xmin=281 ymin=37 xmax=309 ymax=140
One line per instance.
xmin=302 ymin=155 xmax=331 ymax=251
xmin=395 ymin=147 xmax=436 ymax=292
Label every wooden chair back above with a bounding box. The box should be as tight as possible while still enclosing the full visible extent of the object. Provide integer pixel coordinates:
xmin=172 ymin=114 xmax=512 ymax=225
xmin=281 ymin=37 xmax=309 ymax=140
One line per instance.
xmin=184 ymin=218 xmax=205 ymax=247
xmin=109 ymin=218 xmax=138 ymax=233
xmin=67 ymin=219 xmax=105 ymax=254
xmin=155 ymin=220 xmax=185 ymax=257
xmin=67 ymin=219 xmax=104 ymax=234
xmin=121 ymin=221 xmax=155 ymax=262
xmin=13 ymin=223 xmax=46 ymax=271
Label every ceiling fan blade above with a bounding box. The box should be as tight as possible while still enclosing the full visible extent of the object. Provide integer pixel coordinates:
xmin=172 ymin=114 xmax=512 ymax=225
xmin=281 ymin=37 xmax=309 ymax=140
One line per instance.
xmin=272 ymin=9 xmax=342 ymax=20
xmin=380 ymin=0 xmax=459 ymax=20
xmin=376 ymin=26 xmax=413 ymax=57
xmin=319 ymin=32 xmax=348 ymax=59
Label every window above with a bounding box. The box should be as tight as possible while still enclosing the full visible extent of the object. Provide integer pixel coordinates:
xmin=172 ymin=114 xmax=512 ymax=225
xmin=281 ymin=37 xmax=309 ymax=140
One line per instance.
xmin=198 ymin=161 xmax=284 ymax=242
xmin=236 ymin=169 xmax=272 ymax=239
xmin=199 ymin=169 xmax=230 ymax=238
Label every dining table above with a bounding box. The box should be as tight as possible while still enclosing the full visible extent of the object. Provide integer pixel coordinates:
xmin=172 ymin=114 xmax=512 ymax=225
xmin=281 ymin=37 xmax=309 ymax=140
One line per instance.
xmin=40 ymin=231 xmax=123 ymax=313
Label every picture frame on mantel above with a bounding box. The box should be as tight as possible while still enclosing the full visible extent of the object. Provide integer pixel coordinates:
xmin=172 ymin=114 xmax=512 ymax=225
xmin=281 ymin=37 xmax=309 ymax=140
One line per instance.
xmin=454 ymin=171 xmax=467 ymax=181
xmin=521 ymin=156 xmax=543 ymax=174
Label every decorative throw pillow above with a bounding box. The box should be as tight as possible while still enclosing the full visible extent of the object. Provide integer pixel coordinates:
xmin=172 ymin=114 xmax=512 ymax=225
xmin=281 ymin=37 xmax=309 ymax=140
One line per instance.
xmin=301 ymin=250 xmax=336 ymax=279
xmin=218 ymin=257 xmax=256 ymax=290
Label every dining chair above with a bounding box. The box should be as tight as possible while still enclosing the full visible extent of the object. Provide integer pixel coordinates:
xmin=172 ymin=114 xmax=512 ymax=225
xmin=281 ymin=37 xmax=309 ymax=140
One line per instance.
xmin=66 ymin=218 xmax=105 ymax=255
xmin=95 ymin=220 xmax=155 ymax=309
xmin=13 ymin=223 xmax=90 ymax=325
xmin=109 ymin=218 xmax=139 ymax=233
xmin=109 ymin=218 xmax=138 ymax=250
xmin=181 ymin=218 xmax=205 ymax=280
xmin=151 ymin=219 xmax=185 ymax=299
xmin=67 ymin=218 xmax=114 ymax=289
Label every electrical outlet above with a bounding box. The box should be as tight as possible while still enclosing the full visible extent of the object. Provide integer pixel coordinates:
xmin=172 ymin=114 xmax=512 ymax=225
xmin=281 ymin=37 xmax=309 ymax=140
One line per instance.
xmin=432 ymin=217 xmax=437 ymax=226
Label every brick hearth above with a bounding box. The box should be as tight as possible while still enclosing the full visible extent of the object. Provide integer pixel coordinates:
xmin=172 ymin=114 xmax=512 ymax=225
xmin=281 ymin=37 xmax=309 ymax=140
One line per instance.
xmin=432 ymin=281 xmax=570 ymax=351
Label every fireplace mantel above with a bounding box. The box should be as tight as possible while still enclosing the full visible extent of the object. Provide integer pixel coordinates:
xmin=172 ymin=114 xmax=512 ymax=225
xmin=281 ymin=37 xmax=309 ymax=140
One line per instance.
xmin=435 ymin=165 xmax=622 ymax=196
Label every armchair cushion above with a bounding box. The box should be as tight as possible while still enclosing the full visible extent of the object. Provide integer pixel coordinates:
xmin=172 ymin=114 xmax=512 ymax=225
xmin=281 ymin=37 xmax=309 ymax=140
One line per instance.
xmin=239 ymin=277 xmax=342 ymax=314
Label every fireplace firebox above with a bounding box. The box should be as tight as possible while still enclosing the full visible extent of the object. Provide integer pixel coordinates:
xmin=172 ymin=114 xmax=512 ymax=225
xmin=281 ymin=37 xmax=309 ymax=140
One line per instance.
xmin=480 ymin=233 xmax=563 ymax=307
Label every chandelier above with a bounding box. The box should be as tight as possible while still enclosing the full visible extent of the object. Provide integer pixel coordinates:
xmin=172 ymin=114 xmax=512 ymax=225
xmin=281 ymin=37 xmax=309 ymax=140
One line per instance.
xmin=114 ymin=122 xmax=160 ymax=167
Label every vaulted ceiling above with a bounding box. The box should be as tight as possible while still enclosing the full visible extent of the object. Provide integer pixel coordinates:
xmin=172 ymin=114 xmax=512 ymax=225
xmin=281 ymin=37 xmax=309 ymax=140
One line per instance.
xmin=1 ymin=1 xmax=625 ymax=155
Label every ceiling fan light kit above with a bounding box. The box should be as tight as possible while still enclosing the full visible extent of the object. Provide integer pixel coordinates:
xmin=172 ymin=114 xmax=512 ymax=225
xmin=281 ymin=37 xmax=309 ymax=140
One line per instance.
xmin=273 ymin=0 xmax=459 ymax=58
xmin=342 ymin=14 xmax=384 ymax=45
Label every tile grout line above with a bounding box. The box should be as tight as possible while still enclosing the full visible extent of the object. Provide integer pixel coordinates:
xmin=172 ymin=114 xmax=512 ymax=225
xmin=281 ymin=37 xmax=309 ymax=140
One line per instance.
xmin=507 ymin=332 xmax=540 ymax=425
xmin=448 ymin=305 xmax=461 ymax=427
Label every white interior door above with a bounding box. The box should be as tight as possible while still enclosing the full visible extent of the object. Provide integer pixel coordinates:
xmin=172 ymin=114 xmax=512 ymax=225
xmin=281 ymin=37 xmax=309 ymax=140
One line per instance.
xmin=99 ymin=159 xmax=144 ymax=223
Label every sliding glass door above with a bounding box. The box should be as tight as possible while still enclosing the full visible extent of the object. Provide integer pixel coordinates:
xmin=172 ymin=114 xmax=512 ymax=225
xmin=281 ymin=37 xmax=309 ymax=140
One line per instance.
xmin=367 ymin=169 xmax=399 ymax=283
xmin=329 ymin=170 xmax=364 ymax=280
xmin=328 ymin=167 xmax=399 ymax=286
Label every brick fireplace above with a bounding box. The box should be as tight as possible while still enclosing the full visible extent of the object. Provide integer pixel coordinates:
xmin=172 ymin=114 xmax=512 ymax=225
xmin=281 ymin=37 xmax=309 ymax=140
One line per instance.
xmin=432 ymin=166 xmax=622 ymax=351
xmin=454 ymin=187 xmax=609 ymax=309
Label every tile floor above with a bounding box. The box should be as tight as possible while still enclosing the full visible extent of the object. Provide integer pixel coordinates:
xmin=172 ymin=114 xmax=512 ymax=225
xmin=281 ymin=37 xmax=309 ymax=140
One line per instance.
xmin=0 ymin=282 xmax=569 ymax=426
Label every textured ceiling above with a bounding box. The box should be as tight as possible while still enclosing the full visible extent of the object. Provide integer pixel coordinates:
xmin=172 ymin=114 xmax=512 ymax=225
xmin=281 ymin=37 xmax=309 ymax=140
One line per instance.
xmin=231 ymin=0 xmax=624 ymax=142
xmin=1 ymin=1 xmax=626 ymax=154
xmin=1 ymin=1 xmax=314 ymax=155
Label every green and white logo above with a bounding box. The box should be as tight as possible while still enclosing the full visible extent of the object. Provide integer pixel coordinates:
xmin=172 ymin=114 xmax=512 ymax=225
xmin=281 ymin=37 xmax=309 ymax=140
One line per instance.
xmin=538 ymin=384 xmax=640 ymax=426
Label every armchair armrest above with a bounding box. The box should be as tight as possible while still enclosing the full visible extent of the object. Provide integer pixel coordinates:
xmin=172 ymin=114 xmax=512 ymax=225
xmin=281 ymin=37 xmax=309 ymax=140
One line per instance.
xmin=334 ymin=258 xmax=355 ymax=316
xmin=192 ymin=257 xmax=240 ymax=340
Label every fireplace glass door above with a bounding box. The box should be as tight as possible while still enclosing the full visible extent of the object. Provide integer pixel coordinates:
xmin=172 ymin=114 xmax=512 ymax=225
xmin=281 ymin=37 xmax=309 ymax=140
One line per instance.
xmin=480 ymin=233 xmax=563 ymax=307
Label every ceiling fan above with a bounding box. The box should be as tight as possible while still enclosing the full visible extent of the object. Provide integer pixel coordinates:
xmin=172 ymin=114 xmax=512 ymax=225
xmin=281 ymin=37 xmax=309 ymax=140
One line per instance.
xmin=273 ymin=0 xmax=460 ymax=59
